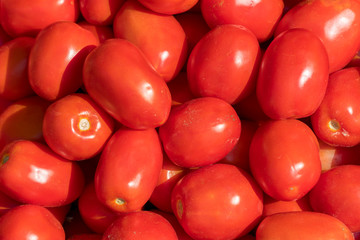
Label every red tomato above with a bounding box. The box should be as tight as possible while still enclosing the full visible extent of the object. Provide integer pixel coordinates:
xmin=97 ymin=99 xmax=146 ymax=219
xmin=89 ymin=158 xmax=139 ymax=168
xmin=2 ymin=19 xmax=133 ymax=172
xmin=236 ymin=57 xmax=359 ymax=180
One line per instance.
xmin=0 ymin=0 xmax=79 ymax=37
xmin=309 ymin=165 xmax=360 ymax=232
xmin=0 ymin=96 xmax=51 ymax=151
xmin=28 ymin=21 xmax=99 ymax=101
xmin=249 ymin=119 xmax=321 ymax=201
xmin=347 ymin=49 xmax=360 ymax=68
xmin=67 ymin=234 xmax=103 ymax=240
xmin=159 ymin=97 xmax=241 ymax=168
xmin=0 ymin=37 xmax=35 ymax=101
xmin=79 ymin=0 xmax=125 ymax=26
xmin=42 ymin=93 xmax=115 ymax=161
xmin=256 ymin=211 xmax=354 ymax=240
xmin=78 ymin=181 xmax=119 ymax=233
xmin=102 ymin=211 xmax=178 ymax=240
xmin=0 ymin=140 xmax=85 ymax=207
xmin=113 ymin=0 xmax=189 ymax=82
xmin=137 ymin=0 xmax=199 ymax=14
xmin=94 ymin=127 xmax=163 ymax=213
xmin=256 ymin=28 xmax=329 ymax=120
xmin=171 ymin=164 xmax=263 ymax=240
xmin=83 ymin=38 xmax=172 ymax=130
xmin=200 ymin=0 xmax=284 ymax=42
xmin=311 ymin=67 xmax=360 ymax=147
xmin=275 ymin=0 xmax=360 ymax=73
xmin=78 ymin=21 xmax=114 ymax=43
xmin=187 ymin=24 xmax=261 ymax=104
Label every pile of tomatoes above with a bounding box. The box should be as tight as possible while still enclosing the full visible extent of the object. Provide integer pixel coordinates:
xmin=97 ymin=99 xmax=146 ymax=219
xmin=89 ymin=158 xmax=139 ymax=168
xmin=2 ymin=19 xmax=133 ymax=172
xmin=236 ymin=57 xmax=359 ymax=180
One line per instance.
xmin=1 ymin=0 xmax=360 ymax=239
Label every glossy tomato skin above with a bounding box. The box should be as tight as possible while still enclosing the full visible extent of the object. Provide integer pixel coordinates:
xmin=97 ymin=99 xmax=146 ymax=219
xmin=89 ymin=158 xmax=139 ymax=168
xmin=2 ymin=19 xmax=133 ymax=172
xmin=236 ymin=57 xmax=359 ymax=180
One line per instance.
xmin=0 ymin=37 xmax=35 ymax=101
xmin=256 ymin=28 xmax=329 ymax=120
xmin=83 ymin=38 xmax=172 ymax=130
xmin=171 ymin=164 xmax=263 ymax=240
xmin=311 ymin=67 xmax=360 ymax=147
xmin=102 ymin=211 xmax=178 ymax=240
xmin=0 ymin=204 xmax=65 ymax=240
xmin=256 ymin=211 xmax=354 ymax=240
xmin=0 ymin=0 xmax=79 ymax=37
xmin=113 ymin=0 xmax=189 ymax=82
xmin=249 ymin=119 xmax=321 ymax=201
xmin=94 ymin=127 xmax=163 ymax=213
xmin=200 ymin=0 xmax=284 ymax=42
xmin=137 ymin=0 xmax=199 ymax=14
xmin=309 ymin=165 xmax=360 ymax=232
xmin=0 ymin=140 xmax=85 ymax=207
xmin=275 ymin=0 xmax=360 ymax=73
xmin=42 ymin=93 xmax=115 ymax=161
xmin=28 ymin=21 xmax=99 ymax=101
xmin=159 ymin=97 xmax=241 ymax=168
xmin=187 ymin=24 xmax=261 ymax=104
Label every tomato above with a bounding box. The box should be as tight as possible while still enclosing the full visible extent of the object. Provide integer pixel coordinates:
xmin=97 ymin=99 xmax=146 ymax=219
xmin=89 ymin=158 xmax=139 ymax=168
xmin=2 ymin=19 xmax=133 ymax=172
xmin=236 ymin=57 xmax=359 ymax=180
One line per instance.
xmin=275 ymin=0 xmax=360 ymax=73
xmin=311 ymin=67 xmax=360 ymax=147
xmin=28 ymin=21 xmax=99 ymax=101
xmin=136 ymin=0 xmax=199 ymax=14
xmin=256 ymin=28 xmax=329 ymax=120
xmin=159 ymin=97 xmax=241 ymax=168
xmin=0 ymin=96 xmax=51 ymax=151
xmin=249 ymin=119 xmax=321 ymax=201
xmin=0 ymin=37 xmax=35 ymax=101
xmin=0 ymin=204 xmax=65 ymax=240
xmin=78 ymin=21 xmax=114 ymax=43
xmin=42 ymin=93 xmax=115 ymax=161
xmin=83 ymin=38 xmax=172 ymax=130
xmin=102 ymin=211 xmax=178 ymax=240
xmin=171 ymin=163 xmax=263 ymax=240
xmin=0 ymin=140 xmax=85 ymax=207
xmin=94 ymin=127 xmax=163 ymax=213
xmin=200 ymin=0 xmax=284 ymax=42
xmin=67 ymin=234 xmax=103 ymax=240
xmin=309 ymin=165 xmax=360 ymax=232
xmin=79 ymin=0 xmax=124 ymax=26
xmin=113 ymin=0 xmax=189 ymax=82
xmin=187 ymin=24 xmax=261 ymax=104
xmin=78 ymin=181 xmax=119 ymax=233
xmin=256 ymin=211 xmax=354 ymax=240
xmin=0 ymin=0 xmax=79 ymax=37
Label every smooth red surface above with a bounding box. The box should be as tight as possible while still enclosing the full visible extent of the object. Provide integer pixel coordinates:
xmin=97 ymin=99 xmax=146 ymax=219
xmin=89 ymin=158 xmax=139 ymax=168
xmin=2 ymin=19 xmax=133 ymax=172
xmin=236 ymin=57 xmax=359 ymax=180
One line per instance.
xmin=79 ymin=0 xmax=124 ymax=25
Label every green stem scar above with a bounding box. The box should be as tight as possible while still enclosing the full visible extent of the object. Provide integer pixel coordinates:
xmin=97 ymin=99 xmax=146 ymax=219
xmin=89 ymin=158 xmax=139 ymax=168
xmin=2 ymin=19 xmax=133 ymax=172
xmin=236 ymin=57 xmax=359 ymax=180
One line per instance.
xmin=115 ymin=198 xmax=126 ymax=205
xmin=1 ymin=154 xmax=9 ymax=166
xmin=328 ymin=119 xmax=340 ymax=132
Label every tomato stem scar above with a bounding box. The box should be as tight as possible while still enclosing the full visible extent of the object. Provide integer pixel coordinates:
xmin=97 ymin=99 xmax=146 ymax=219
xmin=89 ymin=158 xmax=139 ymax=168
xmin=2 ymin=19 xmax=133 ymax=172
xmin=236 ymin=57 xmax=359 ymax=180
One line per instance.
xmin=0 ymin=154 xmax=9 ymax=166
xmin=78 ymin=118 xmax=90 ymax=131
xmin=328 ymin=119 xmax=340 ymax=132
xmin=115 ymin=198 xmax=125 ymax=205
xmin=177 ymin=199 xmax=183 ymax=219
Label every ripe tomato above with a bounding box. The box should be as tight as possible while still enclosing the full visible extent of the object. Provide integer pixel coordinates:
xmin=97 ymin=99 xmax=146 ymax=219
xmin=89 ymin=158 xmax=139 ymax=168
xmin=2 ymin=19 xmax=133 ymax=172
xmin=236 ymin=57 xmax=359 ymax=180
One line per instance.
xmin=0 ymin=140 xmax=85 ymax=207
xmin=102 ymin=211 xmax=178 ymax=240
xmin=311 ymin=67 xmax=360 ymax=147
xmin=113 ymin=0 xmax=188 ymax=82
xmin=136 ymin=0 xmax=199 ymax=14
xmin=94 ymin=127 xmax=163 ymax=213
xmin=28 ymin=21 xmax=99 ymax=101
xmin=171 ymin=164 xmax=263 ymax=240
xmin=275 ymin=0 xmax=360 ymax=73
xmin=187 ymin=24 xmax=261 ymax=104
xmin=42 ymin=93 xmax=115 ymax=161
xmin=256 ymin=211 xmax=354 ymax=240
xmin=0 ymin=37 xmax=35 ymax=101
xmin=79 ymin=0 xmax=124 ymax=26
xmin=249 ymin=119 xmax=321 ymax=201
xmin=83 ymin=38 xmax=172 ymax=130
xmin=159 ymin=97 xmax=241 ymax=168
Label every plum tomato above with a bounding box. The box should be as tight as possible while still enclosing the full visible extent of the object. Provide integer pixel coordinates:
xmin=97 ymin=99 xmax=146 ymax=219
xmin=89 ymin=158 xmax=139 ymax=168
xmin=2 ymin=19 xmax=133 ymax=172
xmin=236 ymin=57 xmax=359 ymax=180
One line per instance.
xmin=311 ymin=67 xmax=360 ymax=147
xmin=256 ymin=211 xmax=354 ymax=240
xmin=249 ymin=119 xmax=321 ymax=201
xmin=0 ymin=140 xmax=85 ymax=207
xmin=136 ymin=0 xmax=199 ymax=15
xmin=200 ymin=0 xmax=284 ymax=42
xmin=159 ymin=97 xmax=241 ymax=168
xmin=0 ymin=204 xmax=65 ymax=240
xmin=0 ymin=37 xmax=36 ymax=101
xmin=275 ymin=0 xmax=360 ymax=73
xmin=28 ymin=21 xmax=99 ymax=101
xmin=113 ymin=0 xmax=189 ymax=82
xmin=102 ymin=211 xmax=178 ymax=240
xmin=256 ymin=28 xmax=329 ymax=120
xmin=187 ymin=24 xmax=261 ymax=104
xmin=94 ymin=127 xmax=163 ymax=213
xmin=0 ymin=0 xmax=79 ymax=37
xmin=83 ymin=38 xmax=172 ymax=130
xmin=171 ymin=163 xmax=263 ymax=240
xmin=42 ymin=93 xmax=115 ymax=161
xmin=309 ymin=165 xmax=360 ymax=232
